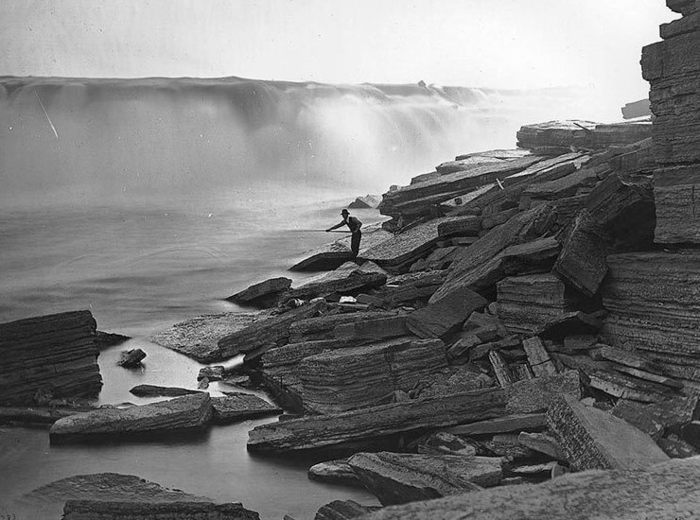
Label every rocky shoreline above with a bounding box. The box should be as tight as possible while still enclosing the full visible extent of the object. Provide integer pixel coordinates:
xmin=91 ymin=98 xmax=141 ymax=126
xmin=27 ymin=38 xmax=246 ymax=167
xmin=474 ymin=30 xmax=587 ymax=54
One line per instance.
xmin=2 ymin=2 xmax=700 ymax=518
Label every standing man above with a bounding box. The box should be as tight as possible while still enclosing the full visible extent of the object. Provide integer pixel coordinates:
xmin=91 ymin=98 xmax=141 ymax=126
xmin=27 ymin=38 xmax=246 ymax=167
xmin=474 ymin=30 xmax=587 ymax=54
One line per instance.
xmin=327 ymin=209 xmax=362 ymax=257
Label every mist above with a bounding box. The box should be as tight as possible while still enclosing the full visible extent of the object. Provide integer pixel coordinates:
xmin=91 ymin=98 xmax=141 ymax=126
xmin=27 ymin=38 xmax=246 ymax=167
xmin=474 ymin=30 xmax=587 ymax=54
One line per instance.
xmin=1 ymin=76 xmax=618 ymax=209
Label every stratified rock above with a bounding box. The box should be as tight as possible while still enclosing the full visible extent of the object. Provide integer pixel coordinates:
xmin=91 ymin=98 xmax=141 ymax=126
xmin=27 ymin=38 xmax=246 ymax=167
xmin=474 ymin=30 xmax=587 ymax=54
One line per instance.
xmin=601 ymin=251 xmax=700 ymax=386
xmin=537 ymin=311 xmax=603 ymax=340
xmin=226 ymin=277 xmax=292 ymax=308
xmin=49 ymin=393 xmax=213 ymax=443
xmin=298 ymin=338 xmax=447 ymax=414
xmin=437 ymin=216 xmax=481 ymax=237
xmin=117 ymin=348 xmax=147 ymax=368
xmin=211 ymin=393 xmax=281 ymax=424
xmin=356 ymin=457 xmax=700 ymax=520
xmin=520 ymin=164 xmax=602 ymax=206
xmin=547 ymin=395 xmax=668 ymax=471
xmin=416 ymin=431 xmax=477 ymax=457
xmin=553 ymin=210 xmax=608 ymax=297
xmin=611 ymin=396 xmax=699 ymax=440
xmin=62 ymin=500 xmax=259 ymax=520
xmin=283 ymin=270 xmax=387 ymax=303
xmin=150 ymin=312 xmax=263 ymax=363
xmin=289 ymin=311 xmax=395 ymax=342
xmin=94 ymin=330 xmax=131 ymax=349
xmin=379 ymin=156 xmax=544 ymax=219
xmin=129 ymin=385 xmax=203 ymax=397
xmin=217 ymin=300 xmax=326 ymax=361
xmin=496 ymin=274 xmax=590 ymax=334
xmin=521 ymin=337 xmax=557 ymax=377
xmin=315 ymin=500 xmax=378 ymax=520
xmin=347 ymin=452 xmax=502 ymax=505
xmin=379 ymin=271 xmax=447 ymax=308
xmin=516 ymin=120 xmax=597 ymax=153
xmin=360 ymin=217 xmax=465 ymax=271
xmin=334 ymin=315 xmax=409 ymax=343
xmin=591 ymin=121 xmax=652 ymax=148
xmin=0 ymin=310 xmax=102 ymax=405
xmin=505 ymin=370 xmax=582 ymax=414
xmin=406 ymin=285 xmax=487 ymax=339
xmin=308 ymin=460 xmax=361 ymax=486
xmin=444 ymin=414 xmax=546 ymax=436
xmin=248 ymin=388 xmax=507 ymax=454
xmin=431 ymin=204 xmax=557 ymax=303
xmin=348 ymin=194 xmax=381 ymax=209
xmin=641 ymin=8 xmax=700 ymax=244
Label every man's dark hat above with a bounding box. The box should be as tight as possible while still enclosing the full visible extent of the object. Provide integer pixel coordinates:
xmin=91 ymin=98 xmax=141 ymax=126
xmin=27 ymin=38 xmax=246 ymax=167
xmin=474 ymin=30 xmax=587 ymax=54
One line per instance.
xmin=341 ymin=209 xmax=349 ymax=215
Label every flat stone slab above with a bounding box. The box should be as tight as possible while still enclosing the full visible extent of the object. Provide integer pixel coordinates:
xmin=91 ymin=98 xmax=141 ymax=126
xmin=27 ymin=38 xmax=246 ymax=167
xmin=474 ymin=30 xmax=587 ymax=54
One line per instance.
xmin=547 ymin=394 xmax=668 ymax=471
xmin=308 ymin=459 xmax=361 ymax=487
xmin=357 ymin=457 xmax=700 ymax=520
xmin=505 ymin=370 xmax=582 ymax=414
xmin=49 ymin=393 xmax=213 ymax=443
xmin=129 ymin=385 xmax=204 ymax=397
xmin=62 ymin=500 xmax=260 ymax=520
xmin=406 ymin=285 xmax=487 ymax=339
xmin=22 ymin=472 xmax=212 ymax=506
xmin=150 ymin=312 xmax=264 ymax=362
xmin=210 ymin=392 xmax=282 ymax=424
xmin=348 ymin=452 xmax=502 ymax=505
xmin=248 ymin=388 xmax=507 ymax=454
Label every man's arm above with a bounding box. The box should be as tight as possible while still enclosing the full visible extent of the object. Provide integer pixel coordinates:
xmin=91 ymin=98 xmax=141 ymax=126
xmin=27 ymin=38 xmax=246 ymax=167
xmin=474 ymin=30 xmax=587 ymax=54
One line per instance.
xmin=326 ymin=221 xmax=345 ymax=232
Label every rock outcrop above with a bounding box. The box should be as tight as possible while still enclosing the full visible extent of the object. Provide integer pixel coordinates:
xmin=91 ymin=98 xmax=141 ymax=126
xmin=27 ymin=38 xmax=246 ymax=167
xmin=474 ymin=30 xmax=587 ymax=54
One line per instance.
xmin=211 ymin=393 xmax=281 ymax=423
xmin=642 ymin=3 xmax=700 ymax=243
xmin=62 ymin=500 xmax=260 ymax=520
xmin=0 ymin=310 xmax=102 ymax=405
xmin=227 ymin=277 xmax=292 ymax=308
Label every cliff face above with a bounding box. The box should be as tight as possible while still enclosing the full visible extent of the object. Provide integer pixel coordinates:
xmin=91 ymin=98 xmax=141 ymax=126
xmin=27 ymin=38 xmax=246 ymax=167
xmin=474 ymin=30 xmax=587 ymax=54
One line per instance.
xmin=642 ymin=0 xmax=700 ymax=243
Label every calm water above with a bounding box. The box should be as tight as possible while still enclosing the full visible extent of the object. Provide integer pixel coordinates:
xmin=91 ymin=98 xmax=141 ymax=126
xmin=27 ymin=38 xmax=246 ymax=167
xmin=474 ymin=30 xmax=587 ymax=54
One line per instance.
xmin=0 ymin=194 xmax=383 ymax=519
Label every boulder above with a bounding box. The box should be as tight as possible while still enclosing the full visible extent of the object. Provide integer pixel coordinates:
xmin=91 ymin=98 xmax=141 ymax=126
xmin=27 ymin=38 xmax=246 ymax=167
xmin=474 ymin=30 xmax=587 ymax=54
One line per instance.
xmin=547 ymin=395 xmax=669 ymax=471
xmin=226 ymin=277 xmax=292 ymax=308
xmin=248 ymin=387 xmax=507 ymax=454
xmin=49 ymin=393 xmax=213 ymax=443
xmin=516 ymin=120 xmax=597 ymax=153
xmin=129 ymin=385 xmax=203 ymax=397
xmin=211 ymin=393 xmax=281 ymax=424
xmin=116 ymin=349 xmax=146 ymax=368
xmin=308 ymin=460 xmax=361 ymax=486
xmin=347 ymin=452 xmax=502 ymax=505
xmin=150 ymin=312 xmax=262 ymax=363
xmin=355 ymin=457 xmax=700 ymax=520
xmin=406 ymin=285 xmax=487 ymax=339
xmin=298 ymin=338 xmax=447 ymax=414
xmin=0 ymin=310 xmax=102 ymax=405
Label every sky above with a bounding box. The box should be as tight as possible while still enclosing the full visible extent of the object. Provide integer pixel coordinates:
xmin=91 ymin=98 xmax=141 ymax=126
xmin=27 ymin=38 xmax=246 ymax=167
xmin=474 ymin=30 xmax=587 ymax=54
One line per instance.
xmin=1 ymin=0 xmax=674 ymax=98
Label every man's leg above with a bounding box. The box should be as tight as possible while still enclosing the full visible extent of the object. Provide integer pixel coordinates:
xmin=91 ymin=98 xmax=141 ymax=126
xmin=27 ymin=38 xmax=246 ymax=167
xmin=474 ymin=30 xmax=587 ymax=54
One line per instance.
xmin=351 ymin=231 xmax=361 ymax=257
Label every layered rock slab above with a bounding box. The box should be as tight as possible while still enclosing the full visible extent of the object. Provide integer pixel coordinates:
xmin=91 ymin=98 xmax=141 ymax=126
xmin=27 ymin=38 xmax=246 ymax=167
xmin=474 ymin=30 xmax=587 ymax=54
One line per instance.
xmin=0 ymin=310 xmax=102 ymax=405
xmin=49 ymin=393 xmax=213 ymax=443
xmin=355 ymin=457 xmax=700 ymax=520
xmin=601 ymin=251 xmax=700 ymax=383
xmin=248 ymin=388 xmax=507 ymax=454
xmin=347 ymin=452 xmax=502 ymax=505
xmin=62 ymin=500 xmax=260 ymax=520
xmin=406 ymin=286 xmax=487 ymax=339
xmin=298 ymin=338 xmax=447 ymax=414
